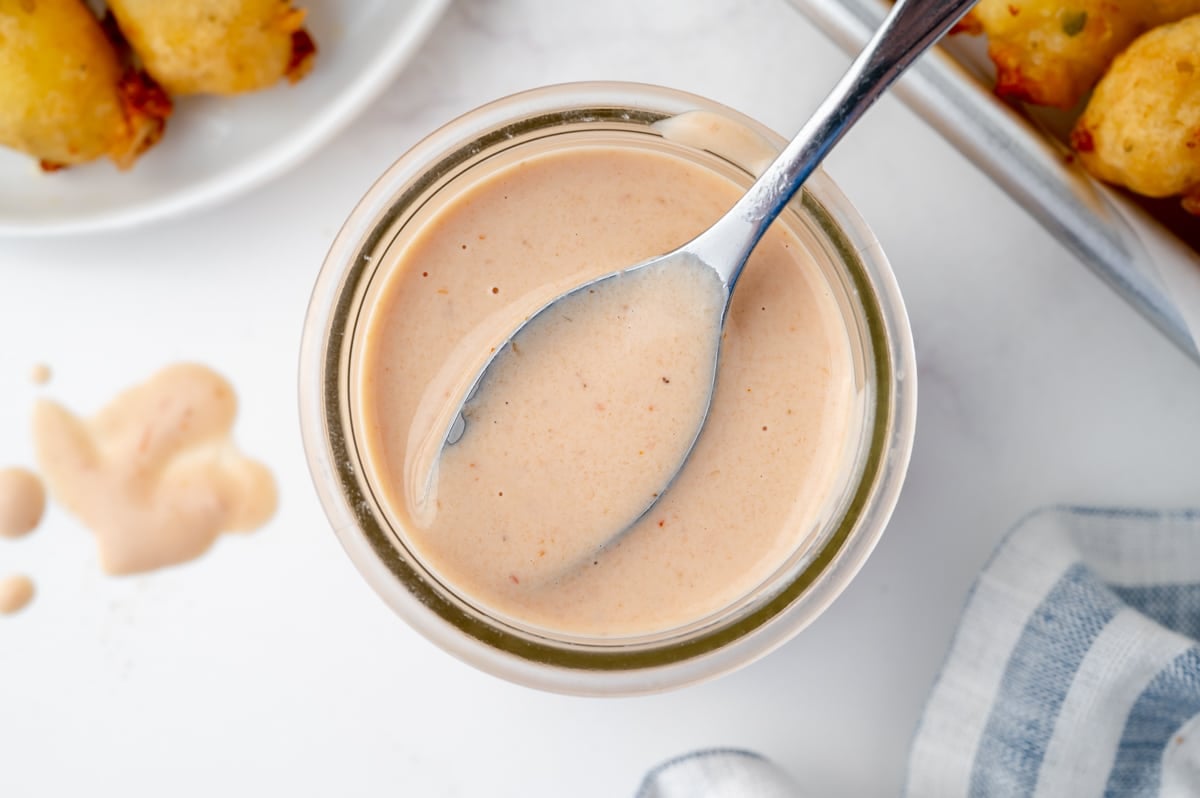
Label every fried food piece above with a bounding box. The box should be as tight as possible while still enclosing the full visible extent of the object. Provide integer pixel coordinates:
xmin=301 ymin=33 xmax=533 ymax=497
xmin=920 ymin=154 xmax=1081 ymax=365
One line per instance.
xmin=106 ymin=0 xmax=316 ymax=96
xmin=950 ymin=12 xmax=985 ymax=35
xmin=0 ymin=0 xmax=170 ymax=170
xmin=1071 ymin=15 xmax=1200 ymax=214
xmin=970 ymin=0 xmax=1200 ymax=109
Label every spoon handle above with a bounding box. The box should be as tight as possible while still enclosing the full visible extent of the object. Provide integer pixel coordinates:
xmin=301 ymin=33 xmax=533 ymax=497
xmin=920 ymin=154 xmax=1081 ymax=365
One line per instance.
xmin=690 ymin=0 xmax=977 ymax=286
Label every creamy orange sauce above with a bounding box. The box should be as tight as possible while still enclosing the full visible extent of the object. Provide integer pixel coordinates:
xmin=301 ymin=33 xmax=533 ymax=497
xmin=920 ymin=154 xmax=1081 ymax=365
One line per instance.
xmin=356 ymin=144 xmax=858 ymax=636
xmin=30 ymin=363 xmax=51 ymax=386
xmin=412 ymin=256 xmax=726 ymax=572
xmin=0 ymin=467 xmax=45 ymax=539
xmin=33 ymin=363 xmax=277 ymax=575
xmin=0 ymin=574 xmax=34 ymax=615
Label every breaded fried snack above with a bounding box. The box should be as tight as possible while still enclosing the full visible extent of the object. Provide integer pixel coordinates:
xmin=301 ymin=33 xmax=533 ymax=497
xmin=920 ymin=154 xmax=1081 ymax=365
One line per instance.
xmin=106 ymin=0 xmax=316 ymax=96
xmin=970 ymin=0 xmax=1200 ymax=109
xmin=0 ymin=0 xmax=170 ymax=170
xmin=1072 ymin=15 xmax=1200 ymax=215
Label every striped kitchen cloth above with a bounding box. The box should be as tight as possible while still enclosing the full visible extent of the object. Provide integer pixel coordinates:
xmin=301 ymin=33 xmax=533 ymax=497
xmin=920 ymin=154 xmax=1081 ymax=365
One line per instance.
xmin=907 ymin=506 xmax=1200 ymax=797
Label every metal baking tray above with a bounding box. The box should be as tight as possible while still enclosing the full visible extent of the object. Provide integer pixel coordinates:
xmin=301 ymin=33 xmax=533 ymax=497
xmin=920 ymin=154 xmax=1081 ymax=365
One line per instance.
xmin=788 ymin=0 xmax=1200 ymax=364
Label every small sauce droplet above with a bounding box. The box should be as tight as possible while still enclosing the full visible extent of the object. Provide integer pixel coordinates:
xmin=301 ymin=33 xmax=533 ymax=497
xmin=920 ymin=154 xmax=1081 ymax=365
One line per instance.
xmin=0 ymin=575 xmax=34 ymax=615
xmin=0 ymin=467 xmax=45 ymax=539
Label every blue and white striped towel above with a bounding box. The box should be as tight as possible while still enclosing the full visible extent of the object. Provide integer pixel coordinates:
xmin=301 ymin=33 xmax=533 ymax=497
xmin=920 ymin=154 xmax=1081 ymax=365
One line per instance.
xmin=638 ymin=507 xmax=1200 ymax=797
xmin=908 ymin=507 xmax=1200 ymax=797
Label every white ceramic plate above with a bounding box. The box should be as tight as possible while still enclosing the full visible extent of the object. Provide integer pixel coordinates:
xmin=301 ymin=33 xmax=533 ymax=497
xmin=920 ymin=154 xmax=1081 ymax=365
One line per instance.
xmin=0 ymin=0 xmax=450 ymax=236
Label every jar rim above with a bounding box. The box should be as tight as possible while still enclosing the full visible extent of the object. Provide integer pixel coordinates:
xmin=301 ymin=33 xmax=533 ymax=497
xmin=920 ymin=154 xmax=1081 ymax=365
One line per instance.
xmin=298 ymin=81 xmax=917 ymax=695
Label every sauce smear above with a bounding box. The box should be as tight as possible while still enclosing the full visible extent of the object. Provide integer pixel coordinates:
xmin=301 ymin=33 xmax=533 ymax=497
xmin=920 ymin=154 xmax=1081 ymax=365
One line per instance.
xmin=33 ymin=363 xmax=277 ymax=575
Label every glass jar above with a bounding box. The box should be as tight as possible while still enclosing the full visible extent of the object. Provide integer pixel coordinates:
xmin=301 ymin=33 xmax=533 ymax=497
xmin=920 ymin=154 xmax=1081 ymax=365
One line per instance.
xmin=299 ymin=82 xmax=916 ymax=696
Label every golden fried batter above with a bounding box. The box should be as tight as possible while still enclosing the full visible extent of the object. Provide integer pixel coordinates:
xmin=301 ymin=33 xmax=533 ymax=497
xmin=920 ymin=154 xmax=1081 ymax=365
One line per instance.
xmin=0 ymin=0 xmax=170 ymax=170
xmin=970 ymin=0 xmax=1200 ymax=109
xmin=1072 ymin=15 xmax=1200 ymax=215
xmin=106 ymin=0 xmax=316 ymax=96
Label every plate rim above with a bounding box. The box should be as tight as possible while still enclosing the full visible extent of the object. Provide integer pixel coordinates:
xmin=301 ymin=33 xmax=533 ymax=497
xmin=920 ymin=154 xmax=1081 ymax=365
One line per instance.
xmin=0 ymin=0 xmax=452 ymax=238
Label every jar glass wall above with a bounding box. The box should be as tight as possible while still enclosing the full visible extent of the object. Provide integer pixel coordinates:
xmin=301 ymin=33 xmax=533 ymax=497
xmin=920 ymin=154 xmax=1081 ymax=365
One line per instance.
xmin=299 ymin=82 xmax=916 ymax=696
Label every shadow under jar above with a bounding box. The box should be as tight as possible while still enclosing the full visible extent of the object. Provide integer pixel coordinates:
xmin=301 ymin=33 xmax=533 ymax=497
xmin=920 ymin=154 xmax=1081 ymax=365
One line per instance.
xmin=299 ymin=82 xmax=916 ymax=696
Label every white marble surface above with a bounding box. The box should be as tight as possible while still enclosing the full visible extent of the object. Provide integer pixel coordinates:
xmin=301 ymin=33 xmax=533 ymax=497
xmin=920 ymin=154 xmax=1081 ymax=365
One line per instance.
xmin=2 ymin=0 xmax=1199 ymax=795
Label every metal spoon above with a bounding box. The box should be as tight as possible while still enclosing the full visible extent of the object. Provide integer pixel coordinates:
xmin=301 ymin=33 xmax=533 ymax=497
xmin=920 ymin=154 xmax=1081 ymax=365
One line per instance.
xmin=433 ymin=0 xmax=975 ymax=519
